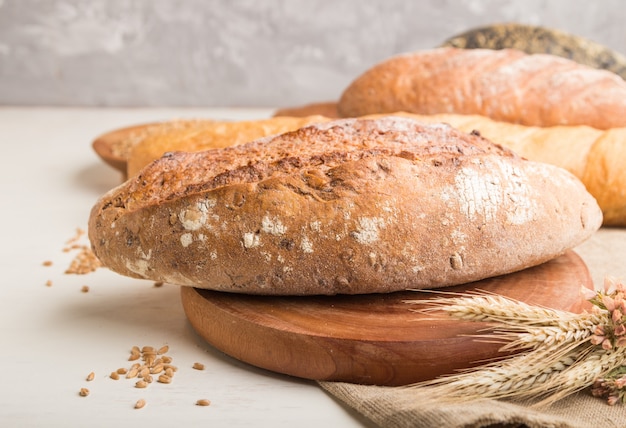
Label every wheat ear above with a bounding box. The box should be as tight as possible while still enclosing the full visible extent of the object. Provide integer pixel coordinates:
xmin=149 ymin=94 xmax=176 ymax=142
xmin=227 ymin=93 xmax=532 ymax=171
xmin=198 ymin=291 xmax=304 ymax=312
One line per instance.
xmin=405 ymin=280 xmax=626 ymax=406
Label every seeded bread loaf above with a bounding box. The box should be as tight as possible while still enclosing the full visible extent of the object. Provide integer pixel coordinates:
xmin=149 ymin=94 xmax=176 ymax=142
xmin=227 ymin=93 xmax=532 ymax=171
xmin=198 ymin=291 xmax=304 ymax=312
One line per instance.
xmin=338 ymin=47 xmax=626 ymax=129
xmin=88 ymin=117 xmax=602 ymax=295
xmin=440 ymin=23 xmax=626 ymax=79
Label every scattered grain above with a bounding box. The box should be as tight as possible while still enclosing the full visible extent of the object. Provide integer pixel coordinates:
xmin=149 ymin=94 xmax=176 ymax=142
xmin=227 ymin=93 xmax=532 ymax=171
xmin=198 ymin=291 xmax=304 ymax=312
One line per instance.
xmin=65 ymin=228 xmax=85 ymax=246
xmin=79 ymin=388 xmax=89 ymax=397
xmin=196 ymin=399 xmax=211 ymax=406
xmin=45 ymin=280 xmax=53 ymax=287
xmin=157 ymin=374 xmax=172 ymax=384
xmin=99 ymin=344 xmax=180 ymax=397
xmin=192 ymin=362 xmax=205 ymax=371
xmin=81 ymin=285 xmax=89 ymax=293
xmin=63 ymin=244 xmax=80 ymax=253
xmin=126 ymin=368 xmax=139 ymax=379
xmin=65 ymin=245 xmax=102 ymax=275
xmin=153 ymin=282 xmax=164 ymax=288
xmin=42 ymin=260 xmax=53 ymax=267
xmin=134 ymin=399 xmax=146 ymax=409
xmin=86 ymin=372 xmax=95 ymax=381
xmin=151 ymin=363 xmax=164 ymax=374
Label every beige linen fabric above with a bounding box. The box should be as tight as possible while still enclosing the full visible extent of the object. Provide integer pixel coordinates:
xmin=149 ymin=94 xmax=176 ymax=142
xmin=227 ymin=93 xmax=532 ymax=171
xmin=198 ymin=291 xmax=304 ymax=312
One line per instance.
xmin=319 ymin=228 xmax=626 ymax=428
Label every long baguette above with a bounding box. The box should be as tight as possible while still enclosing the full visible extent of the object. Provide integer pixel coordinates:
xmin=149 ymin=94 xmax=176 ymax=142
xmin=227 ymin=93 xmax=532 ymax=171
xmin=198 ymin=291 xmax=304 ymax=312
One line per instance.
xmin=338 ymin=47 xmax=626 ymax=129
xmin=89 ymin=117 xmax=601 ymax=295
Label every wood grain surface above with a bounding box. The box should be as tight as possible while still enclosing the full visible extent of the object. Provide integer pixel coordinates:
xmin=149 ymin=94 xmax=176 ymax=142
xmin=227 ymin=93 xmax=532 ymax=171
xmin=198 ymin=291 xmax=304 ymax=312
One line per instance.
xmin=181 ymin=250 xmax=593 ymax=386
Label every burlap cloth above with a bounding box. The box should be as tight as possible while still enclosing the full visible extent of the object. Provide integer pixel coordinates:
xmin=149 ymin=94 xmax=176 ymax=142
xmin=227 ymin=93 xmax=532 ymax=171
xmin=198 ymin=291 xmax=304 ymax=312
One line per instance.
xmin=319 ymin=228 xmax=626 ymax=428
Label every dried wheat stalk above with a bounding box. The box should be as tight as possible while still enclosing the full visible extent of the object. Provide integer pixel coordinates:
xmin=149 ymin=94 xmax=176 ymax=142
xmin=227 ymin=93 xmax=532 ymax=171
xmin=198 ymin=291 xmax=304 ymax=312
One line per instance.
xmin=404 ymin=278 xmax=626 ymax=406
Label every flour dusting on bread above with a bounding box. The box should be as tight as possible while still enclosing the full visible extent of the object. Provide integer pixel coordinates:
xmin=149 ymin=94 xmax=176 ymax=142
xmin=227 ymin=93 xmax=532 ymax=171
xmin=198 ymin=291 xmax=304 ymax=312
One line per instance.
xmin=89 ymin=117 xmax=602 ymax=295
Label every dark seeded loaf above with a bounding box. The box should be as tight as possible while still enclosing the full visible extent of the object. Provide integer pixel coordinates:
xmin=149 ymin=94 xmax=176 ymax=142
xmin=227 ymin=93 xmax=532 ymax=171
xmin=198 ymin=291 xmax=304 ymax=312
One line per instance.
xmin=88 ymin=117 xmax=602 ymax=295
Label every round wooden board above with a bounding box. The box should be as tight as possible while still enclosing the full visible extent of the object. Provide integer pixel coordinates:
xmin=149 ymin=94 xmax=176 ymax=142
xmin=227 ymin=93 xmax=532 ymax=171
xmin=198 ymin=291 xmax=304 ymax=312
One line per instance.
xmin=181 ymin=250 xmax=593 ymax=386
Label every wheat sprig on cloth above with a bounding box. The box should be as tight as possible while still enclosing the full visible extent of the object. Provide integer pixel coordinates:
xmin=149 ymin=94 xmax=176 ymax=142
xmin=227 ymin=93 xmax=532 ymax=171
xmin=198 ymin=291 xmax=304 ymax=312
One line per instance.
xmin=404 ymin=277 xmax=626 ymax=406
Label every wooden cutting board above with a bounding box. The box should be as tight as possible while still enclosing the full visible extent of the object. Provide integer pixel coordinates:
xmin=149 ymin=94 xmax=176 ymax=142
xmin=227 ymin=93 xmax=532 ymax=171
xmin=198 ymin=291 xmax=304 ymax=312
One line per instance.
xmin=181 ymin=250 xmax=593 ymax=386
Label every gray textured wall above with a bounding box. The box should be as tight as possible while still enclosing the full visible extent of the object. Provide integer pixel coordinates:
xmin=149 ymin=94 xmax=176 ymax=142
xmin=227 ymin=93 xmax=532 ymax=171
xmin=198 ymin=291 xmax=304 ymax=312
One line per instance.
xmin=1 ymin=0 xmax=625 ymax=108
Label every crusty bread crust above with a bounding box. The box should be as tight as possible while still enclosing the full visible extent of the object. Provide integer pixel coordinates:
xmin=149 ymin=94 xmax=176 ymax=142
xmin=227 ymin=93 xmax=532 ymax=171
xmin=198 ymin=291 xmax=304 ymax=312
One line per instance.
xmin=338 ymin=47 xmax=626 ymax=129
xmin=89 ymin=117 xmax=602 ymax=295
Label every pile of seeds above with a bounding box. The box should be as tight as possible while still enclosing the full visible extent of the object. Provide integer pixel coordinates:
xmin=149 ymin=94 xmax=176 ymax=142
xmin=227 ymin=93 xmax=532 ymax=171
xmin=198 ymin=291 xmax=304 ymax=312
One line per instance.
xmin=63 ymin=228 xmax=101 ymax=275
xmin=110 ymin=345 xmax=177 ymax=387
xmin=42 ymin=228 xmax=102 ymax=290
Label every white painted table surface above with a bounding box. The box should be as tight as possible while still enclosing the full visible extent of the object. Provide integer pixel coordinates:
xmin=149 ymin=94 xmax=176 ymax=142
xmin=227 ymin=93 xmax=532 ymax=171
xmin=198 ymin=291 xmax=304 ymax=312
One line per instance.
xmin=0 ymin=107 xmax=373 ymax=428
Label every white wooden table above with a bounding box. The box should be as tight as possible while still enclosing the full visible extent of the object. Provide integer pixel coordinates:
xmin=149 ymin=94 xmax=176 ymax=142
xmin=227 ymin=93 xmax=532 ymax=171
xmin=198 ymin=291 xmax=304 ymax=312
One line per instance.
xmin=0 ymin=107 xmax=370 ymax=427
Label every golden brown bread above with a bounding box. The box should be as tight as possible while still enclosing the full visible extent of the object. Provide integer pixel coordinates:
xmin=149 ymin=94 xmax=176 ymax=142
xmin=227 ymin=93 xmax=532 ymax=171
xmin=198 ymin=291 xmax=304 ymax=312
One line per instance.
xmin=89 ymin=117 xmax=601 ymax=295
xmin=365 ymin=112 xmax=625 ymax=226
xmin=581 ymin=129 xmax=626 ymax=226
xmin=126 ymin=116 xmax=330 ymax=177
xmin=338 ymin=47 xmax=626 ymax=129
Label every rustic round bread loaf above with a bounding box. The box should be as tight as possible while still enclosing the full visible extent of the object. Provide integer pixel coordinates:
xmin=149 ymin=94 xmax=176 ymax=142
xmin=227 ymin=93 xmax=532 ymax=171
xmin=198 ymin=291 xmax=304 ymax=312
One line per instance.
xmin=88 ymin=117 xmax=602 ymax=295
